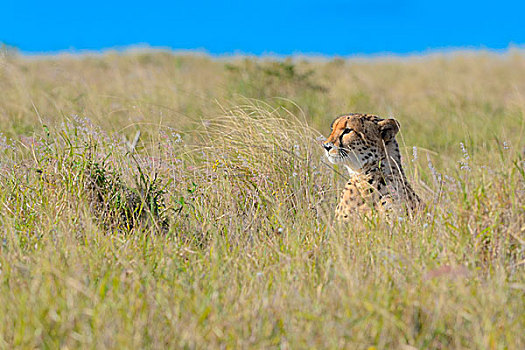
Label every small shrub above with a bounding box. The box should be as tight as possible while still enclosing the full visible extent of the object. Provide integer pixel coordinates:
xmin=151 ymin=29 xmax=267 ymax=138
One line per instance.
xmin=83 ymin=159 xmax=168 ymax=233
xmin=225 ymin=58 xmax=327 ymax=99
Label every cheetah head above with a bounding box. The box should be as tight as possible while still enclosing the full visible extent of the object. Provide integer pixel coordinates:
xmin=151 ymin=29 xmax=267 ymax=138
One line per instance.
xmin=322 ymin=114 xmax=400 ymax=174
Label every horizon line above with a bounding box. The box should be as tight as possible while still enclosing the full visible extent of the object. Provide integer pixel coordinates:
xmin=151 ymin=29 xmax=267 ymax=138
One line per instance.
xmin=3 ymin=43 xmax=525 ymax=60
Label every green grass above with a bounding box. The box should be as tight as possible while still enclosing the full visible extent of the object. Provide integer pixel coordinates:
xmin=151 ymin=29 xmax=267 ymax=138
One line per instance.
xmin=0 ymin=49 xmax=524 ymax=349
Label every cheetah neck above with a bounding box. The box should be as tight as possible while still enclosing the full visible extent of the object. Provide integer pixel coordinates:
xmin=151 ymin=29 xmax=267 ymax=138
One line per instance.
xmin=352 ymin=140 xmax=408 ymax=188
xmin=379 ymin=139 xmax=406 ymax=177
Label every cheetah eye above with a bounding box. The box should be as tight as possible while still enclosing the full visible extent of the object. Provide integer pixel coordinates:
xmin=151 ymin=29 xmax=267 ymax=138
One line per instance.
xmin=341 ymin=128 xmax=353 ymax=135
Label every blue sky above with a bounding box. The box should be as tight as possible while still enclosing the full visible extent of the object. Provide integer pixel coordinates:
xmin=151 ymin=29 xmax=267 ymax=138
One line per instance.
xmin=1 ymin=1 xmax=524 ymax=55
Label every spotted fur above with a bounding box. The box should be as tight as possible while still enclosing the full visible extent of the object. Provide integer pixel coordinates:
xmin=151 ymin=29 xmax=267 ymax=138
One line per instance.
xmin=323 ymin=113 xmax=421 ymax=221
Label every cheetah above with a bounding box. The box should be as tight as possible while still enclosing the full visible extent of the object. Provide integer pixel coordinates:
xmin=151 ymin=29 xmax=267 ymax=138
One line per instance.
xmin=322 ymin=113 xmax=421 ymax=222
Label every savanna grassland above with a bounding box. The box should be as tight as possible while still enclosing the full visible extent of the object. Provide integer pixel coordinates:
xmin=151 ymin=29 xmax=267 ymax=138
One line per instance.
xmin=0 ymin=48 xmax=524 ymax=349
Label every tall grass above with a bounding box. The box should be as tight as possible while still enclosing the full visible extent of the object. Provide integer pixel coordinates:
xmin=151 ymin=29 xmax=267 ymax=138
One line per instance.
xmin=0 ymin=49 xmax=523 ymax=348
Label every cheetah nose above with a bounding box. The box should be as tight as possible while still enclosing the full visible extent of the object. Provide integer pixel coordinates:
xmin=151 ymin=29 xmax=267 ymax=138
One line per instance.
xmin=323 ymin=142 xmax=333 ymax=152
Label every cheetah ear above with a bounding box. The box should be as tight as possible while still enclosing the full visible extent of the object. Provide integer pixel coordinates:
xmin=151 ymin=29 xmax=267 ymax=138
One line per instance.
xmin=378 ymin=119 xmax=400 ymax=141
